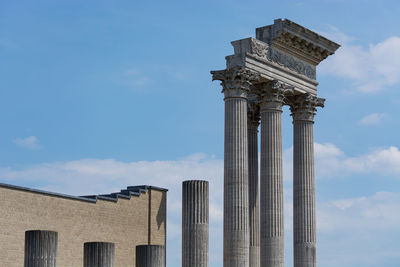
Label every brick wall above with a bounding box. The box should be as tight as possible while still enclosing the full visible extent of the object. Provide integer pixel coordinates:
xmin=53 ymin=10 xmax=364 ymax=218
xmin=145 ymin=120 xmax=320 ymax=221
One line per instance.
xmin=0 ymin=184 xmax=167 ymax=267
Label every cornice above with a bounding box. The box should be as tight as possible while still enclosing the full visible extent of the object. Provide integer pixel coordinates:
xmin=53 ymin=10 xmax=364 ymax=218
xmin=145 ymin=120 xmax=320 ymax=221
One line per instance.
xmin=256 ymin=19 xmax=340 ymax=65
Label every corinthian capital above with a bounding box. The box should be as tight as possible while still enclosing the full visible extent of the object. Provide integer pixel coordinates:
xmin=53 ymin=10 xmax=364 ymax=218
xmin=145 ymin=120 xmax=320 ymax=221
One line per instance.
xmin=211 ymin=67 xmax=260 ymax=99
xmin=287 ymin=93 xmax=325 ymax=122
xmin=254 ymin=80 xmax=294 ymax=111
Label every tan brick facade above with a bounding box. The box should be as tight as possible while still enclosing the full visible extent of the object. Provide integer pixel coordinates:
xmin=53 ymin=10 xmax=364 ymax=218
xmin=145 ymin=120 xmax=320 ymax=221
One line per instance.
xmin=0 ymin=184 xmax=167 ymax=267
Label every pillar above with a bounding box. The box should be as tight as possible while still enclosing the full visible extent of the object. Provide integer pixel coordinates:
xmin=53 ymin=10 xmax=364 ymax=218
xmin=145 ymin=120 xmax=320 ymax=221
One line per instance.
xmin=136 ymin=245 xmax=165 ymax=267
xmin=289 ymin=93 xmax=324 ymax=267
xmin=24 ymin=230 xmax=58 ymax=267
xmin=258 ymin=81 xmax=293 ymax=267
xmin=211 ymin=67 xmax=259 ymax=267
xmin=84 ymin=242 xmax=115 ymax=267
xmin=247 ymin=99 xmax=260 ymax=267
xmin=182 ymin=180 xmax=209 ymax=267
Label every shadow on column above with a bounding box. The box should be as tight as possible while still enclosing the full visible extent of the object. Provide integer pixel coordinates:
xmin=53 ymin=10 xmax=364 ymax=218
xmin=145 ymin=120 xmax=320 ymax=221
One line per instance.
xmin=84 ymin=242 xmax=115 ymax=267
xmin=136 ymin=245 xmax=165 ymax=267
xmin=24 ymin=230 xmax=58 ymax=267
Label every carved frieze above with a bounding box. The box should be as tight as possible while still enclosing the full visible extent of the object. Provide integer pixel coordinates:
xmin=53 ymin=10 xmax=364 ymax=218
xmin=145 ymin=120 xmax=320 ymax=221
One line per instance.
xmin=268 ymin=47 xmax=316 ymax=80
xmin=250 ymin=39 xmax=268 ymax=59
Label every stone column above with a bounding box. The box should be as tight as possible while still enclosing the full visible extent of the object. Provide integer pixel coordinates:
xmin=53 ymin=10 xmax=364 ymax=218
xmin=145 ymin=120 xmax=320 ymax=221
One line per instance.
xmin=289 ymin=94 xmax=324 ymax=267
xmin=258 ymin=81 xmax=293 ymax=267
xmin=247 ymin=99 xmax=260 ymax=267
xmin=211 ymin=67 xmax=259 ymax=267
xmin=136 ymin=245 xmax=165 ymax=267
xmin=182 ymin=180 xmax=209 ymax=267
xmin=24 ymin=230 xmax=58 ymax=267
xmin=84 ymin=242 xmax=115 ymax=267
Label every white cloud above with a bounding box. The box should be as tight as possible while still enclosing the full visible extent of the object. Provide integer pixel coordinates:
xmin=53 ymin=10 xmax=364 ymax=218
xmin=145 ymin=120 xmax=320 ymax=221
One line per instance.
xmin=359 ymin=113 xmax=387 ymax=125
xmin=319 ymin=28 xmax=400 ymax=93
xmin=317 ymin=192 xmax=400 ymax=266
xmin=13 ymin=136 xmax=42 ymax=150
xmin=313 ymin=143 xmax=400 ymax=179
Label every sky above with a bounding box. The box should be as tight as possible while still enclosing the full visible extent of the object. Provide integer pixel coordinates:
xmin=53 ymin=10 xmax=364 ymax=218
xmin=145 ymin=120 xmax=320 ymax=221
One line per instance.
xmin=1 ymin=0 xmax=400 ymax=266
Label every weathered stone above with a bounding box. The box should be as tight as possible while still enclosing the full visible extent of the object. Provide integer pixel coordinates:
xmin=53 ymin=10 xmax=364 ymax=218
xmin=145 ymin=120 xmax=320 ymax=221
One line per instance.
xmin=84 ymin=242 xmax=114 ymax=267
xmin=211 ymin=67 xmax=260 ymax=267
xmin=212 ymin=19 xmax=339 ymax=267
xmin=24 ymin=230 xmax=58 ymax=267
xmin=256 ymin=81 xmax=293 ymax=267
xmin=182 ymin=180 xmax=209 ymax=267
xmin=247 ymin=99 xmax=260 ymax=267
xmin=288 ymin=94 xmax=324 ymax=267
xmin=136 ymin=245 xmax=165 ymax=267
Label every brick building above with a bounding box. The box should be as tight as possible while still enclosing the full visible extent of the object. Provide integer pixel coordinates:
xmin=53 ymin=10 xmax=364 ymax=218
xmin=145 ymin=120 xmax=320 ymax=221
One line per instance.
xmin=0 ymin=183 xmax=167 ymax=266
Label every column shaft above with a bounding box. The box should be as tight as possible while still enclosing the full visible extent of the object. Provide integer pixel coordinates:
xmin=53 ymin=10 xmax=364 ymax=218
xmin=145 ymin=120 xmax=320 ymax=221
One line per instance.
xmin=224 ymin=97 xmax=249 ymax=267
xmin=84 ymin=242 xmax=115 ymax=267
xmin=136 ymin=245 xmax=165 ymax=267
xmin=248 ymin=111 xmax=260 ymax=267
xmin=182 ymin=180 xmax=209 ymax=267
xmin=293 ymin=120 xmax=316 ymax=267
xmin=24 ymin=230 xmax=58 ymax=267
xmin=290 ymin=94 xmax=324 ymax=267
xmin=260 ymin=107 xmax=284 ymax=267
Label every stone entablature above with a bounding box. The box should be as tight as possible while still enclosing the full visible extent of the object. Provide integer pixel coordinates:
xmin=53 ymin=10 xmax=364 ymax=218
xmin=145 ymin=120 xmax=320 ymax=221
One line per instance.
xmin=225 ymin=19 xmax=340 ymax=95
xmin=256 ymin=19 xmax=340 ymax=66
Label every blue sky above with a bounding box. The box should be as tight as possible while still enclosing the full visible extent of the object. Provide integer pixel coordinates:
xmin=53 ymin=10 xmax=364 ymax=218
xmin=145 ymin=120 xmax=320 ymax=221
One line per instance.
xmin=1 ymin=0 xmax=400 ymax=266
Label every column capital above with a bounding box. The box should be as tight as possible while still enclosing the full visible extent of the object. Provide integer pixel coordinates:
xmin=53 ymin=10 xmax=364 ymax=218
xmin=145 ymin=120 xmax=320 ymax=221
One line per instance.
xmin=248 ymin=97 xmax=260 ymax=131
xmin=287 ymin=93 xmax=325 ymax=122
xmin=254 ymin=80 xmax=294 ymax=112
xmin=211 ymin=67 xmax=261 ymax=99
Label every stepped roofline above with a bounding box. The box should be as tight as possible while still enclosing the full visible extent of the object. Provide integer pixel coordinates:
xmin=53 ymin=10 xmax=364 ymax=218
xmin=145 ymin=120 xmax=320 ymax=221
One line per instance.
xmin=0 ymin=182 xmax=168 ymax=203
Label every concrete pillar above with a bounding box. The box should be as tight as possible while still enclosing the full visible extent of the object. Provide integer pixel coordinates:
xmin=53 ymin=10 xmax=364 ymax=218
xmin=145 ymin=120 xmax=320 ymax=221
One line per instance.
xmin=136 ymin=245 xmax=165 ymax=267
xmin=289 ymin=93 xmax=324 ymax=267
xmin=211 ymin=67 xmax=259 ymax=267
xmin=84 ymin=242 xmax=115 ymax=267
xmin=24 ymin=230 xmax=58 ymax=267
xmin=247 ymin=99 xmax=260 ymax=267
xmin=258 ymin=81 xmax=293 ymax=267
xmin=182 ymin=180 xmax=209 ymax=267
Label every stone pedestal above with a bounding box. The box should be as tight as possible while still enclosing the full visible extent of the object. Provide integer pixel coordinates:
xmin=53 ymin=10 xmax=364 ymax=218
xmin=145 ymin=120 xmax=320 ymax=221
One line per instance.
xmin=212 ymin=67 xmax=259 ymax=267
xmin=24 ymin=230 xmax=58 ymax=267
xmin=247 ymin=100 xmax=260 ymax=267
xmin=258 ymin=81 xmax=292 ymax=267
xmin=182 ymin=180 xmax=209 ymax=267
xmin=136 ymin=245 xmax=165 ymax=267
xmin=289 ymin=94 xmax=324 ymax=267
xmin=84 ymin=242 xmax=115 ymax=267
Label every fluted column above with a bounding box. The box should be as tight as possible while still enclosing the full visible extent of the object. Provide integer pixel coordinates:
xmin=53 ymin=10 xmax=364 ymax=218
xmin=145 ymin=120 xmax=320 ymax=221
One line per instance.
xmin=289 ymin=94 xmax=324 ymax=267
xmin=84 ymin=242 xmax=115 ymax=267
xmin=258 ymin=81 xmax=293 ymax=267
xmin=182 ymin=180 xmax=209 ymax=267
xmin=136 ymin=245 xmax=165 ymax=267
xmin=24 ymin=230 xmax=58 ymax=267
xmin=211 ymin=67 xmax=259 ymax=267
xmin=247 ymin=99 xmax=260 ymax=267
